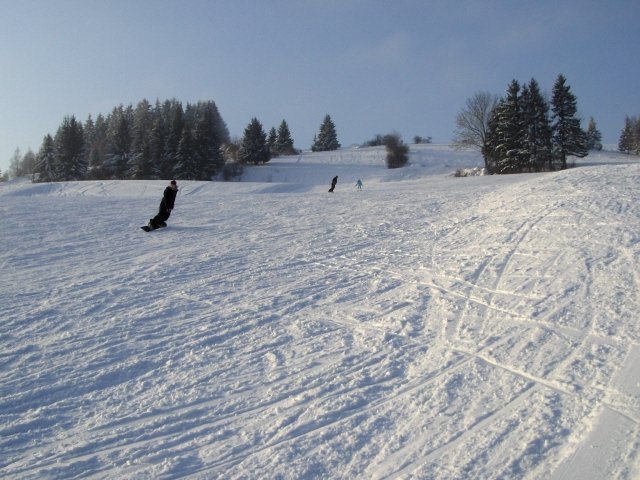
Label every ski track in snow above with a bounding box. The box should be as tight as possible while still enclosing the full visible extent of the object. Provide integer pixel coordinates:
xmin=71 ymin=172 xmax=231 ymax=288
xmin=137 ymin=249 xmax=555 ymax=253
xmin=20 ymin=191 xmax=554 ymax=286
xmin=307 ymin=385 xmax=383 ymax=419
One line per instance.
xmin=1 ymin=145 xmax=640 ymax=479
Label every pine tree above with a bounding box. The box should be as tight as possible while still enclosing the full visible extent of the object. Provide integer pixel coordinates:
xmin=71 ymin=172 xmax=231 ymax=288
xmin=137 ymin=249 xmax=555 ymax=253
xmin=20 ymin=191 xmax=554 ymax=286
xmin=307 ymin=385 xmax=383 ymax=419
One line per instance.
xmin=521 ymin=78 xmax=552 ymax=172
xmin=193 ymin=102 xmax=224 ymax=179
xmin=162 ymin=100 xmax=184 ymax=179
xmin=239 ymin=118 xmax=270 ymax=165
xmin=551 ymin=74 xmax=588 ymax=169
xmin=618 ymin=116 xmax=640 ymax=155
xmin=483 ymin=104 xmax=501 ymax=174
xmin=83 ymin=113 xmax=109 ymax=179
xmin=105 ymin=106 xmax=131 ymax=179
xmin=128 ymin=99 xmax=154 ymax=179
xmin=312 ymin=115 xmax=340 ymax=151
xmin=173 ymin=126 xmax=199 ymax=179
xmin=276 ymin=119 xmax=295 ymax=155
xmin=22 ymin=149 xmax=37 ymax=181
xmin=617 ymin=116 xmax=633 ymax=154
xmin=35 ymin=134 xmax=56 ymax=182
xmin=585 ymin=117 xmax=603 ymax=151
xmin=150 ymin=102 xmax=168 ymax=179
xmin=54 ymin=116 xmax=86 ymax=180
xmin=490 ymin=80 xmax=525 ymax=173
xmin=267 ymin=127 xmax=278 ymax=156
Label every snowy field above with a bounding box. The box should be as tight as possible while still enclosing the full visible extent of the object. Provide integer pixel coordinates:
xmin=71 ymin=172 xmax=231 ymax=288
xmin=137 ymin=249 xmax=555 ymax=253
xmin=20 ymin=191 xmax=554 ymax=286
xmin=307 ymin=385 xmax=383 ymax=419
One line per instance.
xmin=1 ymin=144 xmax=640 ymax=479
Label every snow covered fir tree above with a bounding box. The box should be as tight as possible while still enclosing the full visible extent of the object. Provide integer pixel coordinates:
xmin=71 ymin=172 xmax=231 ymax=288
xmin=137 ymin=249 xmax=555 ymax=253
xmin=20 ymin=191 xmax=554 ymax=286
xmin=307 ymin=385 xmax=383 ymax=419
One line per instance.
xmin=238 ymin=118 xmax=270 ymax=165
xmin=311 ymin=114 xmax=340 ymax=152
xmin=618 ymin=115 xmax=640 ymax=155
xmin=551 ymin=74 xmax=589 ymax=169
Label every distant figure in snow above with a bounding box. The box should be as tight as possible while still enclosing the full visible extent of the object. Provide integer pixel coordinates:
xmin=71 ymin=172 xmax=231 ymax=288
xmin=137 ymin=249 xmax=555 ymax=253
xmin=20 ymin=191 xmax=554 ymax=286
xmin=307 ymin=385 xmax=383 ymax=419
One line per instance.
xmin=356 ymin=179 xmax=363 ymax=190
xmin=148 ymin=180 xmax=178 ymax=229
xmin=328 ymin=175 xmax=338 ymax=193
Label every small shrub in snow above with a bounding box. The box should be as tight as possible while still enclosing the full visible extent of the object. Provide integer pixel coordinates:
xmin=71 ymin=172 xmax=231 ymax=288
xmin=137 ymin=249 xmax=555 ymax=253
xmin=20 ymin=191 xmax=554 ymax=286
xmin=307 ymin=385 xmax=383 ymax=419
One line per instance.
xmin=384 ymin=133 xmax=409 ymax=169
xmin=454 ymin=167 xmax=486 ymax=177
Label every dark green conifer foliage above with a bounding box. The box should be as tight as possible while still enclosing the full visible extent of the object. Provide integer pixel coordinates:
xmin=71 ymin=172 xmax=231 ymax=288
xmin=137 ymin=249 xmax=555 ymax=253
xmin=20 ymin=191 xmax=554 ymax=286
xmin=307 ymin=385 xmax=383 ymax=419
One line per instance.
xmin=551 ymin=74 xmax=588 ymax=169
xmin=521 ymin=79 xmax=552 ymax=172
xmin=312 ymin=115 xmax=340 ymax=151
xmin=55 ymin=115 xmax=86 ymax=181
xmin=276 ymin=120 xmax=295 ymax=155
xmin=267 ymin=127 xmax=278 ymax=156
xmin=192 ymin=101 xmax=225 ymax=179
xmin=491 ymin=80 xmax=525 ymax=174
xmin=173 ymin=126 xmax=199 ymax=179
xmin=239 ymin=118 xmax=270 ymax=165
xmin=618 ymin=116 xmax=634 ymax=153
xmin=129 ymin=99 xmax=155 ymax=179
xmin=106 ymin=106 xmax=131 ymax=179
xmin=36 ymin=134 xmax=56 ymax=182
xmin=585 ymin=117 xmax=602 ymax=151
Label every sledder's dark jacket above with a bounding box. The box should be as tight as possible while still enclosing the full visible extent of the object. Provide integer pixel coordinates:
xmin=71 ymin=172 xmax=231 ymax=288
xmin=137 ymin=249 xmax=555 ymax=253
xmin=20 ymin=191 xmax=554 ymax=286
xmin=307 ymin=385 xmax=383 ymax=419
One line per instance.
xmin=161 ymin=186 xmax=177 ymax=211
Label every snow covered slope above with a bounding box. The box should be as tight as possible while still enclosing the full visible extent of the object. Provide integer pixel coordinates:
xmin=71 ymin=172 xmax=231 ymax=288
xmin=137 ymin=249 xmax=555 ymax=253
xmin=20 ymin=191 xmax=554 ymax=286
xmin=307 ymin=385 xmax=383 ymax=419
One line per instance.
xmin=1 ymin=145 xmax=639 ymax=479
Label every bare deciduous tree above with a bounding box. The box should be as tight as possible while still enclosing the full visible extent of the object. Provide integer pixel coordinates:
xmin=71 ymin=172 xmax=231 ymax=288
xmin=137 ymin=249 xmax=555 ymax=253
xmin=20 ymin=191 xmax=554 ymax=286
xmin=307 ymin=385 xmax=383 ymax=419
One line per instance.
xmin=452 ymin=91 xmax=499 ymax=153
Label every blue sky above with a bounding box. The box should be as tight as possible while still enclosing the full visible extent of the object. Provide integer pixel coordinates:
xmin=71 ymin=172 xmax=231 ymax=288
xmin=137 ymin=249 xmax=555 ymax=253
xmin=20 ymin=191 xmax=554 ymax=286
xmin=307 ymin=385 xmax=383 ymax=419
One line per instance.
xmin=2 ymin=0 xmax=639 ymax=173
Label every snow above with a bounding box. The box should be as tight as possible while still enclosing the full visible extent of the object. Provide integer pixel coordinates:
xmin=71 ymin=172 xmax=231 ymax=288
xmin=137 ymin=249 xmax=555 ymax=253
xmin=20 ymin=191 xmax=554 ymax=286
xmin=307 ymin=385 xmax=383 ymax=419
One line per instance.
xmin=1 ymin=144 xmax=639 ymax=479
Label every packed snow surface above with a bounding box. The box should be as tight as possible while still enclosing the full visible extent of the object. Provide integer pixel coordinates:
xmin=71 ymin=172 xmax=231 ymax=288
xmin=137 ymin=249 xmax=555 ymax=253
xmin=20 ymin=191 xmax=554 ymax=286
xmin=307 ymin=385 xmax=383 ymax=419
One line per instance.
xmin=1 ymin=145 xmax=639 ymax=479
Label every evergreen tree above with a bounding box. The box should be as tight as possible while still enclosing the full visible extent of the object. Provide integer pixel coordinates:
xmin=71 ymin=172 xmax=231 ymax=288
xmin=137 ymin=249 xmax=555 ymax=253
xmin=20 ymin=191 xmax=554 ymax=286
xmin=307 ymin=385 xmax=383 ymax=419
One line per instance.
xmin=105 ymin=106 xmax=131 ymax=179
xmin=173 ymin=126 xmax=199 ymax=179
xmin=163 ymin=101 xmax=184 ymax=178
xmin=585 ymin=117 xmax=603 ymax=151
xmin=193 ymin=102 xmax=225 ymax=179
xmin=490 ymin=80 xmax=525 ymax=173
xmin=551 ymin=74 xmax=588 ymax=169
xmin=312 ymin=114 xmax=340 ymax=151
xmin=128 ymin=99 xmax=155 ymax=179
xmin=618 ymin=116 xmax=633 ymax=153
xmin=22 ymin=149 xmax=37 ymax=181
xmin=239 ymin=118 xmax=270 ymax=165
xmin=202 ymin=100 xmax=229 ymax=146
xmin=35 ymin=134 xmax=56 ymax=182
xmin=149 ymin=101 xmax=168 ymax=178
xmin=521 ymin=78 xmax=552 ymax=172
xmin=84 ymin=115 xmax=96 ymax=178
xmin=483 ymin=104 xmax=501 ymax=174
xmin=267 ymin=127 xmax=278 ymax=156
xmin=54 ymin=115 xmax=86 ymax=180
xmin=83 ymin=114 xmax=107 ymax=180
xmin=276 ymin=119 xmax=295 ymax=155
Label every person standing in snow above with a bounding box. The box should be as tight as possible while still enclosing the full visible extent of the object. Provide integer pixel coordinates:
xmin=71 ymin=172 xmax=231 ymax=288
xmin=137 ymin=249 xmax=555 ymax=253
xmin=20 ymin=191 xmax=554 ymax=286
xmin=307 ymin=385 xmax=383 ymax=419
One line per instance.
xmin=356 ymin=179 xmax=363 ymax=190
xmin=148 ymin=180 xmax=178 ymax=229
xmin=328 ymin=175 xmax=338 ymax=193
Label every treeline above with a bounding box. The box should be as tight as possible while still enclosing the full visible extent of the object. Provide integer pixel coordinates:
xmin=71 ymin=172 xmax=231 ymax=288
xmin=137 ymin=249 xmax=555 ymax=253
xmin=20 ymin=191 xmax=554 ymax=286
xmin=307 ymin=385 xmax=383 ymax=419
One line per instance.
xmin=32 ymin=99 xmax=230 ymax=183
xmin=7 ymin=102 xmax=346 ymax=183
xmin=618 ymin=116 xmax=640 ymax=155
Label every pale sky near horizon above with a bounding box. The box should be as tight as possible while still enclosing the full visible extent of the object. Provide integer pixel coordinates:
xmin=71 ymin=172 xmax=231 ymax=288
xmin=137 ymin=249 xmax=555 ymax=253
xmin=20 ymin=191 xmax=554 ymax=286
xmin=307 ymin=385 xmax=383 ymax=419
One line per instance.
xmin=2 ymin=0 xmax=639 ymax=173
